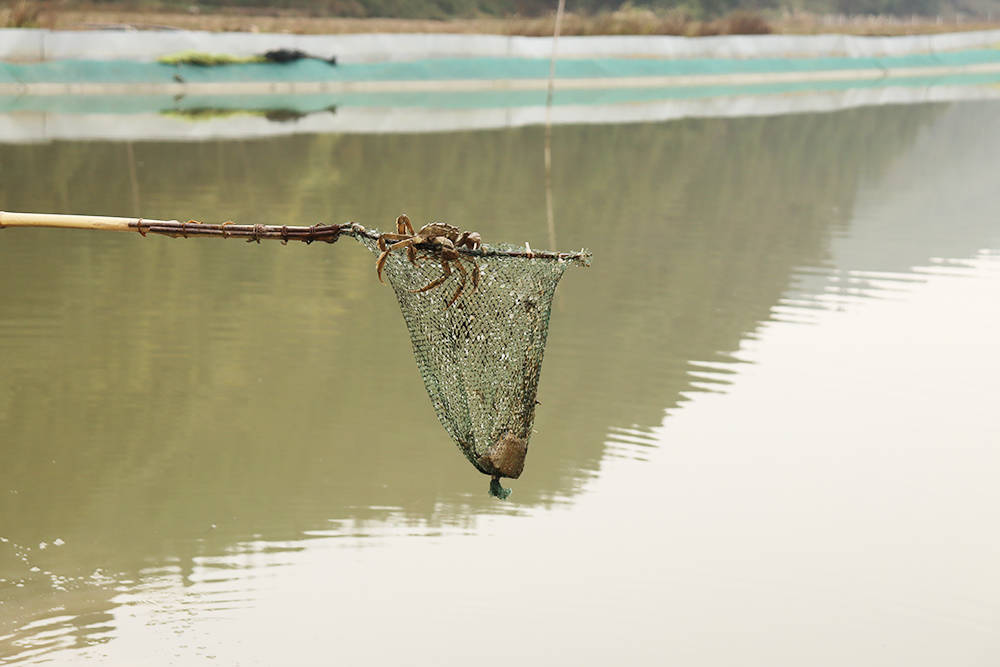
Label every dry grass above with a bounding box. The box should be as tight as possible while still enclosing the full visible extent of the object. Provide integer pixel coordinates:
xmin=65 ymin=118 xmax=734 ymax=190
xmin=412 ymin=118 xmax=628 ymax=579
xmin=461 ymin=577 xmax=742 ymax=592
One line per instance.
xmin=777 ymin=11 xmax=1000 ymax=35
xmin=8 ymin=3 xmax=1000 ymax=37
xmin=503 ymin=7 xmax=773 ymax=36
xmin=13 ymin=4 xmax=500 ymax=34
xmin=1 ymin=0 xmax=45 ymax=27
xmin=695 ymin=10 xmax=773 ymax=36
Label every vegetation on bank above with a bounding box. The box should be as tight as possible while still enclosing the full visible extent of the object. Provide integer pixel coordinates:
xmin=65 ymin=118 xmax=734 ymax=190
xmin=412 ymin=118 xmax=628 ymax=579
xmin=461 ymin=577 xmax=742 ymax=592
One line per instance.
xmin=3 ymin=0 xmax=996 ymax=32
xmin=17 ymin=0 xmax=968 ymax=20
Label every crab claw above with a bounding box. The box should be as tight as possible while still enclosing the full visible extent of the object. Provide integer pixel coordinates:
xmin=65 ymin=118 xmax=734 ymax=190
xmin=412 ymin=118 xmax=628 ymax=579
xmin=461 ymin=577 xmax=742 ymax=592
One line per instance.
xmin=396 ymin=214 xmax=415 ymax=236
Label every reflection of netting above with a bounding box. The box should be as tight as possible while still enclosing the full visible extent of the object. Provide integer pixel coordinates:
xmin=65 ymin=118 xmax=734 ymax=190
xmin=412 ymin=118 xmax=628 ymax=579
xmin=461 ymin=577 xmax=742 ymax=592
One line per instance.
xmin=355 ymin=232 xmax=580 ymax=491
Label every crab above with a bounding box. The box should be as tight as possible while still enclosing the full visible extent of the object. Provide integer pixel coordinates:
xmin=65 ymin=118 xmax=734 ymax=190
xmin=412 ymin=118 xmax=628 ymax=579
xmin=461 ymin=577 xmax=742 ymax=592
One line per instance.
xmin=376 ymin=214 xmax=482 ymax=308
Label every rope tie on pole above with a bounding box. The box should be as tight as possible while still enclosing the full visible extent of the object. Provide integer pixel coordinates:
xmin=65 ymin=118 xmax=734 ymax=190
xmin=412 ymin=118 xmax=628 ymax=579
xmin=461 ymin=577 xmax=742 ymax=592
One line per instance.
xmin=247 ymin=224 xmax=265 ymax=244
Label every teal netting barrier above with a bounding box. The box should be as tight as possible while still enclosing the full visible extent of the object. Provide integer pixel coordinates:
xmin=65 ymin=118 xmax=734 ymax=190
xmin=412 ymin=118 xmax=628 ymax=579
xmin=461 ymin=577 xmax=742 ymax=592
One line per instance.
xmin=3 ymin=48 xmax=1000 ymax=86
xmin=5 ymin=68 xmax=1000 ymax=115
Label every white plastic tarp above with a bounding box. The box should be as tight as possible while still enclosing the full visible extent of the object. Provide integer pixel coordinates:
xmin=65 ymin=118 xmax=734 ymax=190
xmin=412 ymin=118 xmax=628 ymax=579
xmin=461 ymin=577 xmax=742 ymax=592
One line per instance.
xmin=3 ymin=28 xmax=1000 ymax=63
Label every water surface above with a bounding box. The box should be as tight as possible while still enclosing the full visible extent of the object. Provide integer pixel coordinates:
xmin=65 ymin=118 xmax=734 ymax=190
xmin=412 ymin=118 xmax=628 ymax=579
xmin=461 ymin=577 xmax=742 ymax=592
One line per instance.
xmin=1 ymin=101 xmax=999 ymax=664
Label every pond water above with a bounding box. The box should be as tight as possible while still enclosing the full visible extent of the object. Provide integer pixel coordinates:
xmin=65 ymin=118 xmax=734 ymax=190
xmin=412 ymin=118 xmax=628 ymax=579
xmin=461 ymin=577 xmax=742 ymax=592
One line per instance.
xmin=1 ymin=100 xmax=999 ymax=664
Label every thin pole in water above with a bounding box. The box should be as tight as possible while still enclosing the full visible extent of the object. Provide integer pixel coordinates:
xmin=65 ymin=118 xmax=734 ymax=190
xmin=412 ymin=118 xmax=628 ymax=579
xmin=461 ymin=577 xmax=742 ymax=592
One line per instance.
xmin=545 ymin=0 xmax=567 ymax=110
xmin=544 ymin=0 xmax=566 ymax=253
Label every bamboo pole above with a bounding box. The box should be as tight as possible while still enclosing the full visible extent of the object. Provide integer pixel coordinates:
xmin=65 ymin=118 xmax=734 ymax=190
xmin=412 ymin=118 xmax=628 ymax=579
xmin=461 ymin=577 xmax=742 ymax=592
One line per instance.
xmin=0 ymin=211 xmax=174 ymax=232
xmin=0 ymin=211 xmax=591 ymax=263
xmin=0 ymin=211 xmax=347 ymax=244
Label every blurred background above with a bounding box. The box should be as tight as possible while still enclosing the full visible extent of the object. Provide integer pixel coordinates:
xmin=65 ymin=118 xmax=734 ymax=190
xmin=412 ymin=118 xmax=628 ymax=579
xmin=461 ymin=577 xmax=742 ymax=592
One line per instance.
xmin=2 ymin=2 xmax=1000 ymax=665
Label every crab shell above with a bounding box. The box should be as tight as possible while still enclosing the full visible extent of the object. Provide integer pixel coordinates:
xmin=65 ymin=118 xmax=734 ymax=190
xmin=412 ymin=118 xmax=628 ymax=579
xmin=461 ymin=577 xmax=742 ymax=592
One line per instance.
xmin=415 ymin=222 xmax=462 ymax=240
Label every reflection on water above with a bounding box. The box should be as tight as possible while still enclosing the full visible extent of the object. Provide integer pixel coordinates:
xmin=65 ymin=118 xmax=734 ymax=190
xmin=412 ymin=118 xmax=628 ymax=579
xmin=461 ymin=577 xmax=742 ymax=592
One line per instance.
xmin=2 ymin=101 xmax=1000 ymax=664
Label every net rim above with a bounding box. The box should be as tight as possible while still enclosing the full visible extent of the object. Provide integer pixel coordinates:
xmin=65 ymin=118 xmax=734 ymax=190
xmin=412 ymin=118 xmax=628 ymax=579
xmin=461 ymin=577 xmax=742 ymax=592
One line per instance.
xmin=348 ymin=223 xmax=592 ymax=266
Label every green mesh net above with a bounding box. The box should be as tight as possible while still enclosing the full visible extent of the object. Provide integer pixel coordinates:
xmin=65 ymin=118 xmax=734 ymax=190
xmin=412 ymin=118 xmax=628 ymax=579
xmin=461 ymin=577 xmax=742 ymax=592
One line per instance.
xmin=352 ymin=225 xmax=588 ymax=499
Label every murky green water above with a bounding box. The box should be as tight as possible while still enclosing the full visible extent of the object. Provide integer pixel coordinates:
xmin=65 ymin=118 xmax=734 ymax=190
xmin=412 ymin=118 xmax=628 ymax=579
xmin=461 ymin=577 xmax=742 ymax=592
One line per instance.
xmin=2 ymin=101 xmax=999 ymax=664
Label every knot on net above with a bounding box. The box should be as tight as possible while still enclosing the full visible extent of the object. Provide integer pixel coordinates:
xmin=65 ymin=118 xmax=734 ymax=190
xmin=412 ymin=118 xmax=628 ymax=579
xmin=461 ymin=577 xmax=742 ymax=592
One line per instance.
xmin=353 ymin=230 xmax=587 ymax=497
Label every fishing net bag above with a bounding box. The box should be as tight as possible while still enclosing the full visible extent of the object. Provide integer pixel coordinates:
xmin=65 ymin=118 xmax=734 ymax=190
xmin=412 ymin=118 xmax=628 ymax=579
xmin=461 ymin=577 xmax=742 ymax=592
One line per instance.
xmin=352 ymin=222 xmax=588 ymax=498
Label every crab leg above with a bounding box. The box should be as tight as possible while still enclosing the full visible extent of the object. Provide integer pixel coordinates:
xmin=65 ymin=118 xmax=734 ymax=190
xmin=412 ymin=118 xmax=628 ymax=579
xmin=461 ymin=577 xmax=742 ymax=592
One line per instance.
xmin=377 ymin=232 xmax=413 ymax=251
xmin=462 ymin=256 xmax=480 ymax=292
xmin=411 ymin=259 xmax=452 ymax=294
xmin=445 ymin=261 xmax=470 ymax=308
xmin=376 ymin=236 xmax=419 ymax=283
xmin=397 ymin=215 xmax=416 ymax=262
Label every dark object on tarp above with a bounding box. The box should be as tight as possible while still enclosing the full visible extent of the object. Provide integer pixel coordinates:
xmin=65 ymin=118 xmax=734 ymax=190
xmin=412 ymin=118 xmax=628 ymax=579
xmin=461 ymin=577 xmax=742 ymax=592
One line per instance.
xmin=262 ymin=49 xmax=337 ymax=65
